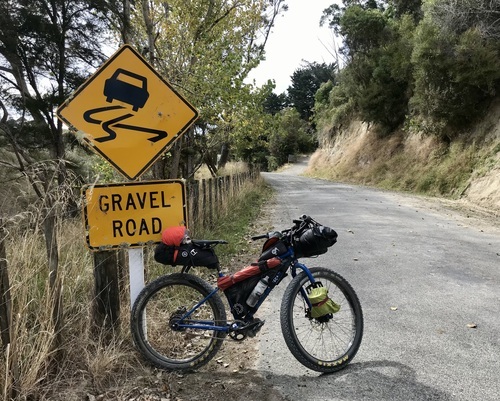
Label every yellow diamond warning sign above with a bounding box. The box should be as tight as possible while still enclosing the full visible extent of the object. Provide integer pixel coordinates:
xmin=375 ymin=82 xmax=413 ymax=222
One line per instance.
xmin=83 ymin=180 xmax=187 ymax=250
xmin=57 ymin=45 xmax=198 ymax=180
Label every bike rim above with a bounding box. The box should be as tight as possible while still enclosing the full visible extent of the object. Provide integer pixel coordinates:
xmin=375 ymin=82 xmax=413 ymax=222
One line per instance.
xmin=139 ymin=282 xmax=219 ymax=365
xmin=290 ymin=273 xmax=357 ymax=363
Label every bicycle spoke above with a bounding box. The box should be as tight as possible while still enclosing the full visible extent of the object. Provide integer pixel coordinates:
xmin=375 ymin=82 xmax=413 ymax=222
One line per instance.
xmin=131 ymin=273 xmax=227 ymax=371
xmin=281 ymin=267 xmax=363 ymax=372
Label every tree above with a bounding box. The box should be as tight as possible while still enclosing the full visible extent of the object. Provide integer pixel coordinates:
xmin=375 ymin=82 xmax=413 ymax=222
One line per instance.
xmin=0 ymin=0 xmax=113 ymax=354
xmin=424 ymin=0 xmax=500 ymax=39
xmin=320 ymin=2 xmax=415 ymax=132
xmin=268 ymin=108 xmax=314 ymax=170
xmin=287 ymin=62 xmax=336 ymax=122
xmin=128 ymin=0 xmax=288 ymax=178
xmin=230 ymin=82 xmax=276 ymax=170
xmin=390 ymin=0 xmax=423 ymax=20
xmin=263 ymin=91 xmax=289 ymax=115
xmin=410 ymin=18 xmax=500 ymax=136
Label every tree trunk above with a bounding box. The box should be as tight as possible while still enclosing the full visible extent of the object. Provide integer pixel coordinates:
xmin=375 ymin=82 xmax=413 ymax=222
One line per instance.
xmin=122 ymin=0 xmax=131 ymax=44
xmin=218 ymin=142 xmax=230 ymax=169
xmin=169 ymin=137 xmax=184 ymax=179
xmin=43 ymin=206 xmax=63 ymax=353
xmin=142 ymin=0 xmax=156 ymax=64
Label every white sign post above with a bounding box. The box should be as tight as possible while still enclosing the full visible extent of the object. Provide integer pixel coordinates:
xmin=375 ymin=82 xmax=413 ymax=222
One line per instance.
xmin=129 ymin=248 xmax=145 ymax=307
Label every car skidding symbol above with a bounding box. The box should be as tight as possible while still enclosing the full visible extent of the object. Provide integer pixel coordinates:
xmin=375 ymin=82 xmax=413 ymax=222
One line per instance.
xmin=104 ymin=68 xmax=149 ymax=112
xmin=82 ymin=68 xmax=167 ymax=143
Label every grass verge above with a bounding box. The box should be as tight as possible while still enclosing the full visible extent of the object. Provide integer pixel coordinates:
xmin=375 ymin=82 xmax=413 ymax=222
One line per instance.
xmin=0 ymin=175 xmax=273 ymax=400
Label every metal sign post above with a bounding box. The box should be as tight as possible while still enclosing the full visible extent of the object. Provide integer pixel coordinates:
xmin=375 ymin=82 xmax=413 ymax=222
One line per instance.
xmin=128 ymin=248 xmax=145 ymax=308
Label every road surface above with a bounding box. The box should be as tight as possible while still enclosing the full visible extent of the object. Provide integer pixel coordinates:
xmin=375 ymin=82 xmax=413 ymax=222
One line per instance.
xmin=255 ymin=160 xmax=500 ymax=401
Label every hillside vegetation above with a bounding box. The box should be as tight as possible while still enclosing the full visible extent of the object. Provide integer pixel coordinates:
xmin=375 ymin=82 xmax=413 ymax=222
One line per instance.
xmin=307 ymin=98 xmax=500 ymax=212
xmin=309 ymin=0 xmax=500 ymax=212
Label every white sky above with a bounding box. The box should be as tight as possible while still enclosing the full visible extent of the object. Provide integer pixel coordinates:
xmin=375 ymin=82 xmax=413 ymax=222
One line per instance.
xmin=247 ymin=0 xmax=339 ymax=94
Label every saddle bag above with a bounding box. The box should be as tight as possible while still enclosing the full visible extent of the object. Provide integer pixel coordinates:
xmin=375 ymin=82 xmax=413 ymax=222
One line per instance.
xmin=154 ymin=226 xmax=220 ymax=269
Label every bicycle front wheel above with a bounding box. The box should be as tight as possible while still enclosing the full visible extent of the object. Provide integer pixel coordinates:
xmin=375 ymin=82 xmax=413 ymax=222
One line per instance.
xmin=281 ymin=267 xmax=363 ymax=373
xmin=131 ymin=273 xmax=227 ymax=371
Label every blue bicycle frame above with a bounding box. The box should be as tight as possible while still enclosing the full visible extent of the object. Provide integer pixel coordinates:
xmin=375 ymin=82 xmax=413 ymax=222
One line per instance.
xmin=172 ymin=246 xmax=317 ymax=333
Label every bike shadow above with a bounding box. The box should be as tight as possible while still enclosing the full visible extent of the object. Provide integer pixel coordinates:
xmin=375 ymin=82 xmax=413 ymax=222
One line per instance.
xmin=263 ymin=360 xmax=453 ymax=401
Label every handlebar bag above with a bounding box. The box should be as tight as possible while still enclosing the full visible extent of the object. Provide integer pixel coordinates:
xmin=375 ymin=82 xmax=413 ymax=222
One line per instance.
xmin=293 ymin=225 xmax=338 ymax=258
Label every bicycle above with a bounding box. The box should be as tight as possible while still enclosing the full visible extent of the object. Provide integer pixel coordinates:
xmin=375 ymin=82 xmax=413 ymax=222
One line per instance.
xmin=130 ymin=215 xmax=363 ymax=373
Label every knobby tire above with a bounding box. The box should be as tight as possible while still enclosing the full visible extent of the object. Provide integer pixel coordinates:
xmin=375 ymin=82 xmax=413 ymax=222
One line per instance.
xmin=131 ymin=273 xmax=227 ymax=371
xmin=280 ymin=267 xmax=363 ymax=373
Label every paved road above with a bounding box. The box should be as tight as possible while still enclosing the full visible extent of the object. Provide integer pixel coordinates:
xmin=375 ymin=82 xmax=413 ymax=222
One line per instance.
xmin=256 ymin=163 xmax=500 ymax=401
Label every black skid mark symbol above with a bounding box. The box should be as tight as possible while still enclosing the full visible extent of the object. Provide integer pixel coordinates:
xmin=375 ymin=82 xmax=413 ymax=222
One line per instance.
xmin=99 ymin=113 xmax=134 ymax=142
xmin=83 ymin=105 xmax=126 ymax=124
xmin=83 ymin=105 xmax=168 ymax=143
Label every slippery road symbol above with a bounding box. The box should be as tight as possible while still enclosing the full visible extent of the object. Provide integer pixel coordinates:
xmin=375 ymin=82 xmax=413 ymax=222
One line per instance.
xmin=83 ymin=68 xmax=168 ymax=143
xmin=104 ymin=68 xmax=149 ymax=111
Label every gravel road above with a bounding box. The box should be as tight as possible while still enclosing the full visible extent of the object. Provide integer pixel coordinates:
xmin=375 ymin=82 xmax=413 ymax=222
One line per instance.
xmin=255 ymin=159 xmax=500 ymax=401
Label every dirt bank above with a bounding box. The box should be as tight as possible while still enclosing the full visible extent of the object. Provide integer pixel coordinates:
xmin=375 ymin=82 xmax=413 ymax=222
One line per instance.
xmin=306 ymin=99 xmax=500 ymax=215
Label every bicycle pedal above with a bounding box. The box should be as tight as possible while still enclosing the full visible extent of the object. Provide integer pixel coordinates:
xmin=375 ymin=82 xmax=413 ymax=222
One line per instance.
xmin=246 ymin=318 xmax=265 ymax=338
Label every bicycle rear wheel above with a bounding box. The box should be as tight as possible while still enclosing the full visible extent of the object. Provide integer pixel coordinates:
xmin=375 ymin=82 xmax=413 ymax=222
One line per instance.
xmin=281 ymin=267 xmax=363 ymax=373
xmin=131 ymin=273 xmax=227 ymax=371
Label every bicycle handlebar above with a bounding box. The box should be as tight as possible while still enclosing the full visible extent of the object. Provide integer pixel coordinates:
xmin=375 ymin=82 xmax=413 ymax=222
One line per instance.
xmin=251 ymin=234 xmax=268 ymax=241
xmin=293 ymin=214 xmax=312 ymax=225
xmin=251 ymin=215 xmax=316 ymax=241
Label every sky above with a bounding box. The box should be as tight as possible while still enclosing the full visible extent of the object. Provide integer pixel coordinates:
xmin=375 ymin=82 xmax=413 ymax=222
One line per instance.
xmin=246 ymin=0 xmax=339 ymax=94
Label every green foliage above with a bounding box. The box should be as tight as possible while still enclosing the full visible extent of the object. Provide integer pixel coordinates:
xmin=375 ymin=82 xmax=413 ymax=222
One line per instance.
xmin=357 ymin=16 xmax=415 ymax=132
xmin=316 ymin=0 xmax=500 ymax=141
xmin=263 ymin=91 xmax=289 ymax=115
xmin=129 ymin=0 xmax=287 ymax=177
xmin=230 ymin=77 xmax=321 ymax=171
xmin=315 ymin=12 xmax=415 ymax=134
xmin=339 ymin=5 xmax=389 ymax=55
xmin=390 ymin=0 xmax=423 ymax=20
xmin=268 ymin=108 xmax=314 ymax=170
xmin=314 ymin=77 xmax=356 ymax=141
xmin=287 ymin=62 xmax=336 ymax=121
xmin=230 ymin=83 xmax=276 ymax=169
xmin=410 ymin=18 xmax=500 ymax=136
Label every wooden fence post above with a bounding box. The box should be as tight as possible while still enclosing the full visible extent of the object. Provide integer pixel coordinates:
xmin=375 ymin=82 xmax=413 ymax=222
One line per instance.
xmin=208 ymin=178 xmax=214 ymax=227
xmin=194 ymin=181 xmax=200 ymax=226
xmin=93 ymin=250 xmax=120 ymax=328
xmin=214 ymin=177 xmax=219 ymax=221
xmin=201 ymin=179 xmax=207 ymax=230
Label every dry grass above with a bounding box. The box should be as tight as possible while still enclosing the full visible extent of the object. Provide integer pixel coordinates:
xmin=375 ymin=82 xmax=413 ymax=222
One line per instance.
xmin=0 ymin=171 xmax=271 ymax=399
xmin=306 ymin=122 xmax=498 ymax=206
xmin=194 ymin=161 xmax=248 ymax=180
xmin=0 ymin=217 xmax=141 ymax=399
